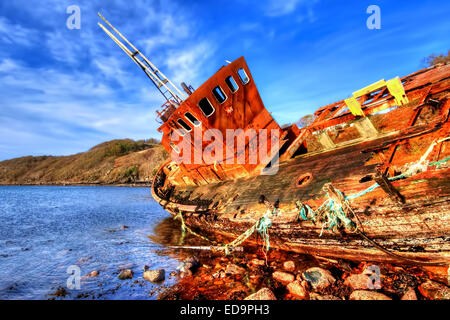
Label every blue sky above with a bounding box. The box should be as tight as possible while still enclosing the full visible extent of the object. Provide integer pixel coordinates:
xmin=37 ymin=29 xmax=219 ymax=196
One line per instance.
xmin=0 ymin=0 xmax=449 ymax=160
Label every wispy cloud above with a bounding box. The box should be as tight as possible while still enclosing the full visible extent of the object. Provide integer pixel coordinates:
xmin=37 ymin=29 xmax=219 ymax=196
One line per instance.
xmin=0 ymin=16 xmax=37 ymax=46
xmin=166 ymin=41 xmax=216 ymax=86
xmin=265 ymin=0 xmax=318 ymax=18
xmin=0 ymin=0 xmax=448 ymax=161
xmin=0 ymin=0 xmax=217 ymax=160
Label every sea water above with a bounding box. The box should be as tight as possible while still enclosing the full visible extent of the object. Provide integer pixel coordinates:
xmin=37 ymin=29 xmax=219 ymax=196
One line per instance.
xmin=0 ymin=186 xmax=182 ymax=300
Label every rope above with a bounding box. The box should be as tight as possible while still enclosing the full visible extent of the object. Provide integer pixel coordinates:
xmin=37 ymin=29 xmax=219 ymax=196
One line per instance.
xmin=173 ymin=212 xmax=214 ymax=244
xmin=172 ymin=137 xmax=449 ymax=262
xmin=346 ymin=136 xmax=450 ymax=201
xmin=221 ymin=210 xmax=273 ymax=256
xmin=294 ymin=137 xmax=450 ymax=266
xmin=297 ymin=188 xmax=448 ymax=266
xmin=173 ymin=210 xmax=273 ymax=256
xmin=256 ymin=210 xmax=272 ymax=261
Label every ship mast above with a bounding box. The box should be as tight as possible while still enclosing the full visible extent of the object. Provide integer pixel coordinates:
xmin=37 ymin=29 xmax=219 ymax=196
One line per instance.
xmin=97 ymin=13 xmax=187 ymax=105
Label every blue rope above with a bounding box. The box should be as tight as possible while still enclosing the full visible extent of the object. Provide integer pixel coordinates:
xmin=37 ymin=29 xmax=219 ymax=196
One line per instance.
xmin=256 ymin=212 xmax=272 ymax=252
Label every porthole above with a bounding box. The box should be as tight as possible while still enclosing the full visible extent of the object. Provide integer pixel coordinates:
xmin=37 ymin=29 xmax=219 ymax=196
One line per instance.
xmin=295 ymin=173 xmax=312 ymax=188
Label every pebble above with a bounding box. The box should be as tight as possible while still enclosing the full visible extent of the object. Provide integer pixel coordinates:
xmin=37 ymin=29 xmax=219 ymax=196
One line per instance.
xmin=344 ymin=273 xmax=371 ymax=290
xmin=225 ymin=263 xmax=246 ymax=275
xmin=212 ymin=270 xmax=226 ymax=279
xmin=310 ymin=293 xmax=342 ymax=300
xmin=287 ymin=280 xmax=308 ymax=300
xmin=302 ymin=267 xmax=336 ymax=290
xmin=88 ymin=270 xmax=99 ymax=277
xmin=283 ymin=261 xmax=296 ymax=272
xmin=350 ymin=290 xmax=392 ymax=300
xmin=118 ymin=269 xmax=133 ymax=280
xmin=244 ymin=288 xmax=277 ymax=300
xmin=250 ymin=259 xmax=266 ymax=266
xmin=143 ymin=269 xmax=165 ymax=283
xmin=418 ymin=280 xmax=450 ymax=300
xmin=177 ymin=256 xmax=200 ymax=277
xmin=272 ymin=271 xmax=295 ymax=285
xmin=401 ymin=287 xmax=418 ymax=300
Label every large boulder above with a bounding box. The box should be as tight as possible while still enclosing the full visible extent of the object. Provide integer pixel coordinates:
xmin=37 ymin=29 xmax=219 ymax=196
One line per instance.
xmin=272 ymin=271 xmax=295 ymax=285
xmin=350 ymin=290 xmax=392 ymax=300
xmin=287 ymin=280 xmax=309 ymax=300
xmin=143 ymin=269 xmax=165 ymax=283
xmin=418 ymin=280 xmax=450 ymax=300
xmin=302 ymin=267 xmax=336 ymax=290
xmin=245 ymin=288 xmax=277 ymax=300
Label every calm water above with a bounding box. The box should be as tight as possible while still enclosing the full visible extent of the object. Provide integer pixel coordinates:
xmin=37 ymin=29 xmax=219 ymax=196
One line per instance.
xmin=0 ymin=186 xmax=184 ymax=300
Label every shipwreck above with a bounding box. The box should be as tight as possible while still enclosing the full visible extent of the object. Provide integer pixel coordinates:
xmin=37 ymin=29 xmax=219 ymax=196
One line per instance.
xmin=98 ymin=14 xmax=450 ymax=269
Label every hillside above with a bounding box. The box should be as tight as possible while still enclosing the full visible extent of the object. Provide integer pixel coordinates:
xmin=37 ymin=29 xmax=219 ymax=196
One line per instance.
xmin=0 ymin=139 xmax=169 ymax=185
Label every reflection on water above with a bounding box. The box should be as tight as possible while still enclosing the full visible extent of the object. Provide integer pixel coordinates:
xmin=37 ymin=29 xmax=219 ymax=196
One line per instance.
xmin=0 ymin=186 xmax=189 ymax=300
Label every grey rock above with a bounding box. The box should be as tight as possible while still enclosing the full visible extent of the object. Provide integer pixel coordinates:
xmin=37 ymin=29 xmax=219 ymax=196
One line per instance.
xmin=302 ymin=267 xmax=336 ymax=291
xmin=177 ymin=256 xmax=200 ymax=276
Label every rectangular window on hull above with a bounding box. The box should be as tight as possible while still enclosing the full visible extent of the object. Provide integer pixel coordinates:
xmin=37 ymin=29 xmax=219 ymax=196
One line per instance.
xmin=237 ymin=68 xmax=250 ymax=85
xmin=170 ymin=121 xmax=186 ymax=136
xmin=225 ymin=76 xmax=239 ymax=93
xmin=177 ymin=118 xmax=192 ymax=132
xmin=198 ymin=97 xmax=215 ymax=117
xmin=185 ymin=112 xmax=201 ymax=127
xmin=212 ymin=85 xmax=227 ymax=103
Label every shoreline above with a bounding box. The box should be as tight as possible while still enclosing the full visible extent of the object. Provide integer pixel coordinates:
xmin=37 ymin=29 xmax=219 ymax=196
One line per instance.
xmin=0 ymin=183 xmax=152 ymax=188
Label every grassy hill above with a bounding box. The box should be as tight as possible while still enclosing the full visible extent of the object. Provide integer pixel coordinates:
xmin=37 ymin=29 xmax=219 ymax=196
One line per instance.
xmin=0 ymin=139 xmax=169 ymax=185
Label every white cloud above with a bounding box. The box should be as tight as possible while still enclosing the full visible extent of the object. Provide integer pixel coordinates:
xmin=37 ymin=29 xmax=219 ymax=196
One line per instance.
xmin=265 ymin=0 xmax=318 ymax=18
xmin=0 ymin=16 xmax=37 ymax=46
xmin=0 ymin=0 xmax=217 ymax=160
xmin=0 ymin=58 xmax=20 ymax=72
xmin=166 ymin=41 xmax=215 ymax=86
xmin=265 ymin=0 xmax=303 ymax=16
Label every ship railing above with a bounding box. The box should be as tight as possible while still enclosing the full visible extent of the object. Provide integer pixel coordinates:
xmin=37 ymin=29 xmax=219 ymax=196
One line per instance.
xmin=156 ymin=100 xmax=178 ymax=124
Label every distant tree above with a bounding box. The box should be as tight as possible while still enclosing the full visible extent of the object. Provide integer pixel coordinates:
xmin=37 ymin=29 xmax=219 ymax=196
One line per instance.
xmin=423 ymin=50 xmax=450 ymax=67
xmin=145 ymin=138 xmax=161 ymax=144
xmin=297 ymin=114 xmax=315 ymax=128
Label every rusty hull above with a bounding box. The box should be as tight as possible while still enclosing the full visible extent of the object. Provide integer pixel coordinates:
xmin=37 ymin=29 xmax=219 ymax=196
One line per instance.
xmin=152 ymin=62 xmax=450 ymax=266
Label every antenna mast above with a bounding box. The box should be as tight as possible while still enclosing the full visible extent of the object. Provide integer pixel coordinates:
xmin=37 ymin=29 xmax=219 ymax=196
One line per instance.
xmin=97 ymin=13 xmax=187 ymax=105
